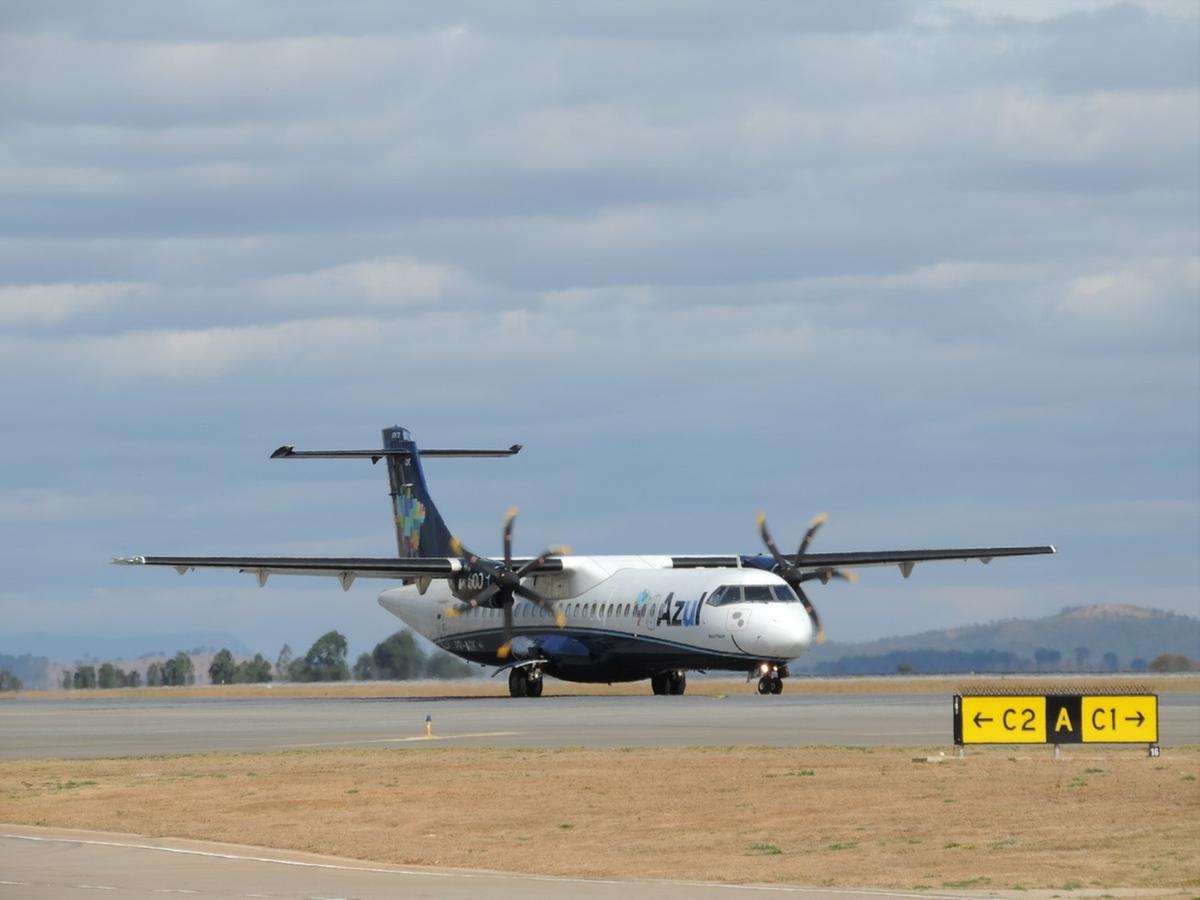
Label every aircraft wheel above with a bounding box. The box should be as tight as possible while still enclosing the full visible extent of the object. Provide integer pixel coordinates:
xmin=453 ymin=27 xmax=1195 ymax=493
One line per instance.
xmin=668 ymin=671 xmax=687 ymax=695
xmin=770 ymin=676 xmax=783 ymax=695
xmin=508 ymin=667 xmax=529 ymax=698
xmin=650 ymin=672 xmax=670 ymax=695
xmin=526 ymin=675 xmax=544 ymax=698
xmin=757 ymin=675 xmax=772 ymax=695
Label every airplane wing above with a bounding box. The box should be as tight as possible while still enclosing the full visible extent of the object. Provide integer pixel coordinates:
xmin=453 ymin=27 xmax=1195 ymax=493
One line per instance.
xmin=671 ymin=545 xmax=1056 ymax=577
xmin=111 ymin=555 xmax=564 ymax=590
xmin=779 ymin=545 xmax=1056 ymax=570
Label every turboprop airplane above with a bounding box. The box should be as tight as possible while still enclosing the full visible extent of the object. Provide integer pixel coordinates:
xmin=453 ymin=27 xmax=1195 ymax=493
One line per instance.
xmin=115 ymin=426 xmax=1055 ymax=697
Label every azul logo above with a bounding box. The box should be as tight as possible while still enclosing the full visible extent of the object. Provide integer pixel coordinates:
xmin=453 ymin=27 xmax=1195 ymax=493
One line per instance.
xmin=394 ymin=489 xmax=426 ymax=555
xmin=655 ymin=592 xmax=703 ymax=627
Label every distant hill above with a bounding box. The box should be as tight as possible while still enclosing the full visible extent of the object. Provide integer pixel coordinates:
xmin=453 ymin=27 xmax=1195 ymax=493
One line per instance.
xmin=794 ymin=604 xmax=1200 ymax=674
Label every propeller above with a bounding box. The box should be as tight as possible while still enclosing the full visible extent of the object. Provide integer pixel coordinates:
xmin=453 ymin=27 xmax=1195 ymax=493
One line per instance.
xmin=446 ymin=507 xmax=570 ymax=659
xmin=756 ymin=511 xmax=858 ymax=644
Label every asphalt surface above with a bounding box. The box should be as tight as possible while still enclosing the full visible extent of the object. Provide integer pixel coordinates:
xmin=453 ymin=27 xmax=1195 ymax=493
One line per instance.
xmin=2 ymin=691 xmax=1197 ymax=759
xmin=1 ymin=826 xmax=985 ymax=900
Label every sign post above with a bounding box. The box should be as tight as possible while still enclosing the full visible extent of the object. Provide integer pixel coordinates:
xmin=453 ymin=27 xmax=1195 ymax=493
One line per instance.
xmin=953 ymin=693 xmax=1158 ymax=756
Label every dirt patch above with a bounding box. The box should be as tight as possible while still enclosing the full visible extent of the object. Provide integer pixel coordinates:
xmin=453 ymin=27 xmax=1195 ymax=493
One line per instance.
xmin=13 ymin=672 xmax=1198 ymax=701
xmin=2 ymin=745 xmax=1196 ymax=891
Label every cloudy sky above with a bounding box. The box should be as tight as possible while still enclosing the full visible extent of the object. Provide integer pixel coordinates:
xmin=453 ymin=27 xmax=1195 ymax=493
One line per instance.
xmin=2 ymin=1 xmax=1197 ymax=663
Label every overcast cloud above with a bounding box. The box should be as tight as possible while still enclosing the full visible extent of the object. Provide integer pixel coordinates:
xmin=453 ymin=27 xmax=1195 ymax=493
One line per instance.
xmin=1 ymin=1 xmax=1196 ymax=661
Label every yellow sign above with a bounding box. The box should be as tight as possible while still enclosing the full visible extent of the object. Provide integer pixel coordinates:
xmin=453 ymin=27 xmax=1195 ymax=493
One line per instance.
xmin=959 ymin=696 xmax=1046 ymax=744
xmin=1081 ymin=695 xmax=1158 ymax=743
xmin=955 ymin=694 xmax=1159 ymax=745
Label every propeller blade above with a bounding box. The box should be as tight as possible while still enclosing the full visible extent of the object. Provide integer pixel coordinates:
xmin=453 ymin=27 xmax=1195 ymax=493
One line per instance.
xmin=799 ymin=567 xmax=857 ymax=586
xmin=795 ymin=583 xmax=826 ymax=644
xmin=497 ymin=599 xmax=514 ymax=659
xmin=798 ymin=511 xmax=828 ymax=557
xmin=448 ymin=582 xmax=499 ymax=617
xmin=756 ymin=512 xmax=791 ymax=571
xmin=513 ymin=584 xmax=567 ymax=628
xmin=503 ymin=506 xmax=518 ymax=569
xmin=450 ymin=536 xmax=488 ymax=572
xmin=515 ymin=545 xmax=572 ymax=579
xmin=470 ymin=584 xmax=501 ymax=606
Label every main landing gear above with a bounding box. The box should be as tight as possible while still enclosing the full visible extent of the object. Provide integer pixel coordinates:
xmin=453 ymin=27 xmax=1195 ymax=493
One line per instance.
xmin=507 ymin=666 xmax=544 ymax=698
xmin=650 ymin=670 xmax=687 ymax=695
xmin=754 ymin=663 xmax=786 ymax=695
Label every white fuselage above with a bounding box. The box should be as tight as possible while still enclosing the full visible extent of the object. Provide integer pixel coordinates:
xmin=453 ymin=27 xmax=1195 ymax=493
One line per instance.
xmin=378 ymin=555 xmax=813 ymax=681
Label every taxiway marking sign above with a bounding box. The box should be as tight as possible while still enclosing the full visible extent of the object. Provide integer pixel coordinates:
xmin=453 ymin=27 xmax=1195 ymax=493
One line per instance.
xmin=954 ymin=694 xmax=1158 ymax=745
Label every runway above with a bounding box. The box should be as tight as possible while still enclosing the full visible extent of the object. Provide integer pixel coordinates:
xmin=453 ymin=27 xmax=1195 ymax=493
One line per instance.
xmin=3 ymin=691 xmax=1198 ymax=759
xmin=1 ymin=826 xmax=982 ymax=900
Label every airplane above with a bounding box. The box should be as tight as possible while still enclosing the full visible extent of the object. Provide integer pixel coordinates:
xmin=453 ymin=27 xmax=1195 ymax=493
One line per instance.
xmin=114 ymin=426 xmax=1055 ymax=697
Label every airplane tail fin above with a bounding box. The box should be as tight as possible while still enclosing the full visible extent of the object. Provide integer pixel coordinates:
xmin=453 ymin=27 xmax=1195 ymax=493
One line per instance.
xmin=380 ymin=426 xmax=453 ymax=558
xmin=270 ymin=426 xmax=521 ymax=559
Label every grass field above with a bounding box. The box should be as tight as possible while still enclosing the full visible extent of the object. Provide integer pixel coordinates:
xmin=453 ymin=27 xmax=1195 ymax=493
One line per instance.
xmin=3 ymin=744 xmax=1197 ymax=892
xmin=10 ymin=671 xmax=1199 ymax=701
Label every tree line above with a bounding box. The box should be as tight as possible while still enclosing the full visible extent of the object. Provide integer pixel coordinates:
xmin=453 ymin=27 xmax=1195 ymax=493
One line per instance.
xmin=55 ymin=629 xmax=475 ymax=690
xmin=815 ymin=648 xmax=1197 ymax=676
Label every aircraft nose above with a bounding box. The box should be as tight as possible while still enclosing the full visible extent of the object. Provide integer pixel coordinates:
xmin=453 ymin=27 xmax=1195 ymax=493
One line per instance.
xmin=754 ymin=607 xmax=814 ymax=658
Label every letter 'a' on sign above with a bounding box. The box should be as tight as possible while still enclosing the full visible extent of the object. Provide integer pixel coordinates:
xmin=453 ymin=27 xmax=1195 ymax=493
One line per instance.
xmin=1046 ymin=695 xmax=1083 ymax=744
xmin=1081 ymin=695 xmax=1158 ymax=744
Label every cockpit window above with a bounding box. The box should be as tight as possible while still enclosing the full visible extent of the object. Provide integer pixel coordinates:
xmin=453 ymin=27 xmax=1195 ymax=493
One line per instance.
xmin=772 ymin=584 xmax=799 ymax=602
xmin=706 ymin=586 xmax=743 ymax=606
xmin=743 ymin=585 xmax=774 ymax=603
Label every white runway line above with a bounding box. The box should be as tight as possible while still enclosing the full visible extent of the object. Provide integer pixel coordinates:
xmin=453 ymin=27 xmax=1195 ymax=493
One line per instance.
xmin=1 ymin=832 xmax=974 ymax=898
xmin=285 ymin=730 xmax=524 ymax=747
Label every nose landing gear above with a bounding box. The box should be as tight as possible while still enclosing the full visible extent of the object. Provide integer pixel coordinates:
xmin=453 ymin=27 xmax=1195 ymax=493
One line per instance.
xmin=753 ymin=663 xmax=786 ymax=695
xmin=757 ymin=673 xmax=783 ymax=694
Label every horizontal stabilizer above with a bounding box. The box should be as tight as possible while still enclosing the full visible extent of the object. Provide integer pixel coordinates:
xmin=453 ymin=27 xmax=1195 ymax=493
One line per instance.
xmin=271 ymin=444 xmax=521 ymax=462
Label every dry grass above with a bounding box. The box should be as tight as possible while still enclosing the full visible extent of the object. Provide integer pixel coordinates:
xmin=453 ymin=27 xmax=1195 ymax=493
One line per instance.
xmin=2 ymin=745 xmax=1197 ymax=891
xmin=11 ymin=672 xmax=1198 ymax=701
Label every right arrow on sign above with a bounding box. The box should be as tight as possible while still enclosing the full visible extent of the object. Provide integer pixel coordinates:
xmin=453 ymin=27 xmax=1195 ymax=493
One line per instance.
xmin=1125 ymin=712 xmax=1145 ymax=726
